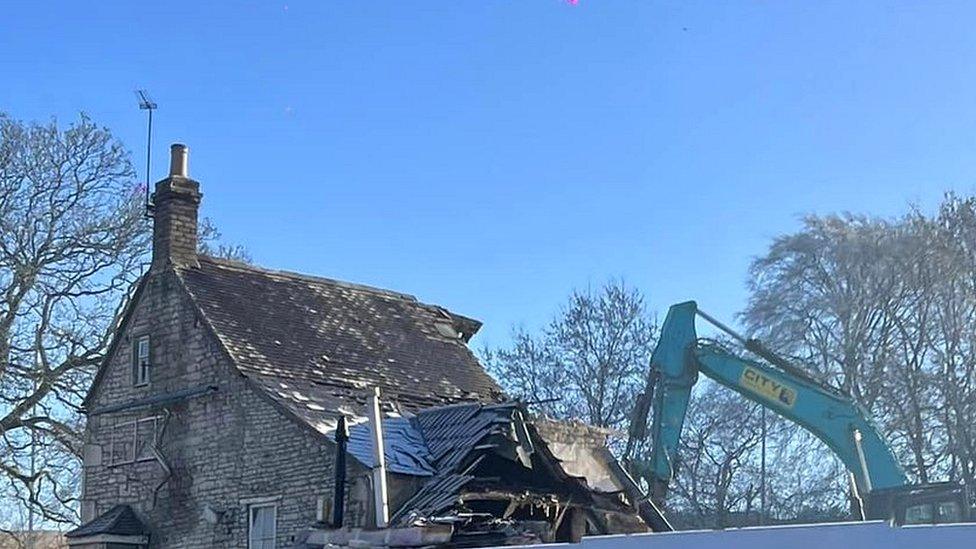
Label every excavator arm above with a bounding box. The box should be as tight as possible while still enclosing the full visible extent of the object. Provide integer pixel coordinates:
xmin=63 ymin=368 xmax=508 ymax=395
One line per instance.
xmin=640 ymin=302 xmax=929 ymax=518
xmin=630 ymin=302 xmax=971 ymax=524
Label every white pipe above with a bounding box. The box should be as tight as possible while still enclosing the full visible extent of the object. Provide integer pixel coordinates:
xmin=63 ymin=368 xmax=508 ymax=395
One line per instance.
xmin=368 ymin=387 xmax=390 ymax=528
xmin=852 ymin=429 xmax=873 ymax=493
xmin=848 ymin=472 xmax=866 ymax=520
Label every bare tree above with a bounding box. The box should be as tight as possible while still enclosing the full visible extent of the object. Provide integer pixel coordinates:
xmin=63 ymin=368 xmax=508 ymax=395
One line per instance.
xmin=0 ymin=113 xmax=250 ymax=530
xmin=479 ymin=328 xmax=574 ymax=418
xmin=658 ymin=382 xmax=764 ymax=528
xmin=877 ymin=218 xmax=947 ymax=483
xmin=0 ymin=113 xmax=150 ymax=525
xmin=922 ymin=195 xmax=976 ymax=489
xmin=743 ymin=214 xmax=901 ymax=408
xmin=482 ymin=279 xmax=657 ymax=436
xmin=198 ymin=216 xmax=251 ymax=263
xmin=743 ymin=198 xmax=976 ymax=490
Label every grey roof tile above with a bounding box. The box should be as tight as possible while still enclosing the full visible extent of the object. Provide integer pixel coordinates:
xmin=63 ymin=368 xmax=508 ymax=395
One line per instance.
xmin=178 ymin=256 xmax=504 ymax=440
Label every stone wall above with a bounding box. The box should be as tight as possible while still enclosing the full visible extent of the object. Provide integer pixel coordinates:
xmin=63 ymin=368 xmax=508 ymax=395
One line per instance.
xmin=81 ymin=268 xmax=366 ymax=548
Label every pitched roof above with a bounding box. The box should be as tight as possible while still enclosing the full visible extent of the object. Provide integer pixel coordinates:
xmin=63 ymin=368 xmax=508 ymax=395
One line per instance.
xmin=65 ymin=505 xmax=148 ymax=538
xmin=180 ymin=256 xmax=504 ymax=434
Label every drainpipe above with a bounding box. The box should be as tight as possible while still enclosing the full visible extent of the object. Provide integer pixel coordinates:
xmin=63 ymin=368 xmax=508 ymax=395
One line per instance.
xmin=368 ymin=387 xmax=390 ymax=528
xmin=151 ymin=409 xmax=174 ymax=507
xmin=333 ymin=415 xmax=349 ymax=528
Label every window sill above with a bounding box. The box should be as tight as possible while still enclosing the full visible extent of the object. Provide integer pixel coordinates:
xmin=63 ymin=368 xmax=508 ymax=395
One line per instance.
xmin=107 ymin=456 xmax=158 ymax=468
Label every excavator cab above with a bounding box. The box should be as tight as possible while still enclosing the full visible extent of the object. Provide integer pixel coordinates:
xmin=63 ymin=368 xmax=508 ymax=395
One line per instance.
xmin=866 ymin=482 xmax=972 ymax=525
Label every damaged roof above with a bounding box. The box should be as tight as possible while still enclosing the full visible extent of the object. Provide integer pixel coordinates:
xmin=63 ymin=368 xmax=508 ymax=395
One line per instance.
xmin=390 ymin=403 xmax=525 ymax=525
xmin=179 ymin=256 xmax=504 ymax=433
xmin=338 ymin=402 xmax=527 ymax=481
xmin=348 ymin=402 xmax=612 ymax=526
xmin=338 ymin=401 xmax=668 ymax=533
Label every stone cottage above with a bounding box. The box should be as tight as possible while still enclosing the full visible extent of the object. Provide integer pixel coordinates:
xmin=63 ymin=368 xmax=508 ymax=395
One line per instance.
xmin=69 ymin=145 xmax=667 ymax=548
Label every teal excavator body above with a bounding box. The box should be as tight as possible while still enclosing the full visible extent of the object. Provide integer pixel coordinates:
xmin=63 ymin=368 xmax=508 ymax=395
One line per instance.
xmin=640 ymin=301 xmax=970 ymax=525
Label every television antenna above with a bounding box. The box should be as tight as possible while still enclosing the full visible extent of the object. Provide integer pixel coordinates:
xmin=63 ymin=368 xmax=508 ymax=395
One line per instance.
xmin=135 ymin=90 xmax=157 ymax=217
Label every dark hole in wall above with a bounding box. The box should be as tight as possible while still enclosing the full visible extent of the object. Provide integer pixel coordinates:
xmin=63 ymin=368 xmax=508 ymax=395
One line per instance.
xmin=465 ymin=499 xmax=509 ymax=516
xmin=467 ymin=453 xmax=578 ymax=497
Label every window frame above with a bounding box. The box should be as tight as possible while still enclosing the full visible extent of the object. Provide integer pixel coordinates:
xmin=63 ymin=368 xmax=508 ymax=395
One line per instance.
xmin=133 ymin=334 xmax=151 ymax=387
xmin=134 ymin=416 xmax=159 ymax=461
xmin=108 ymin=416 xmax=161 ymax=466
xmin=248 ymin=503 xmax=278 ymax=549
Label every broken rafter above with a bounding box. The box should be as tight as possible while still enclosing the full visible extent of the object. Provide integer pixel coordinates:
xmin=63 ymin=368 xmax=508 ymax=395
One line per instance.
xmin=549 ymin=498 xmax=572 ymax=539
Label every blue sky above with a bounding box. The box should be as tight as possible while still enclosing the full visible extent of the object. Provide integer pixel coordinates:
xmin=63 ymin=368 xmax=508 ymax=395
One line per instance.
xmin=3 ymin=1 xmax=976 ymax=347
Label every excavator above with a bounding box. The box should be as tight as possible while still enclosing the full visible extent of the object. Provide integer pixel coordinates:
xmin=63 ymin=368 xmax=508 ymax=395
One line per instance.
xmin=630 ymin=301 xmax=971 ymax=526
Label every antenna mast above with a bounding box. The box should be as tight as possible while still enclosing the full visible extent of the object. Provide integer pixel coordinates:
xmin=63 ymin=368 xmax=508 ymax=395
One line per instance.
xmin=135 ymin=90 xmax=157 ymax=217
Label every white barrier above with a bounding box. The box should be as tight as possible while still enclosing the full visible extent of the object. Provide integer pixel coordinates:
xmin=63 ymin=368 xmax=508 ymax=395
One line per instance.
xmin=517 ymin=521 xmax=976 ymax=549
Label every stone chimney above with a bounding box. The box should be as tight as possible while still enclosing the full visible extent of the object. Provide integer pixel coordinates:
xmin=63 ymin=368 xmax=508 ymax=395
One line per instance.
xmin=151 ymin=144 xmax=201 ymax=271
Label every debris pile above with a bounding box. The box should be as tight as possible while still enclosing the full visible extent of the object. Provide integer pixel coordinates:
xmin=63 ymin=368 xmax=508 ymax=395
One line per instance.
xmin=307 ymin=401 xmax=664 ymax=547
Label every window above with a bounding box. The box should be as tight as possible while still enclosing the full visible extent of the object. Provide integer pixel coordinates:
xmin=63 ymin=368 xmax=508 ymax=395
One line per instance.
xmin=133 ymin=335 xmax=151 ymax=386
xmin=937 ymin=501 xmax=962 ymax=523
xmin=249 ymin=504 xmax=277 ymax=549
xmin=109 ymin=416 xmax=160 ymax=465
xmin=905 ymin=502 xmax=934 ymax=524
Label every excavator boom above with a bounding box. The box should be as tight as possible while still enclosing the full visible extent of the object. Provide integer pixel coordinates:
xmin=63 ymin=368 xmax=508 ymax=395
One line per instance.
xmin=639 ymin=301 xmax=969 ymax=525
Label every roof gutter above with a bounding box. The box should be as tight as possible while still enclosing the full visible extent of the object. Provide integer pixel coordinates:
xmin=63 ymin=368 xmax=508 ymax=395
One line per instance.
xmin=86 ymin=385 xmax=217 ymax=416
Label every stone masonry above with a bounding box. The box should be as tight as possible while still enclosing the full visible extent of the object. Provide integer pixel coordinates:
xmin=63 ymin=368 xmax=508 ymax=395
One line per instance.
xmin=79 ymin=146 xmax=368 ymax=547
xmin=80 ymin=266 xmax=367 ymax=547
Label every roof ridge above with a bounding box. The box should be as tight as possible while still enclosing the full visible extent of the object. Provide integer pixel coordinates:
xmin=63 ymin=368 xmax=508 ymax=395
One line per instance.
xmin=194 ymin=255 xmax=419 ymax=301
